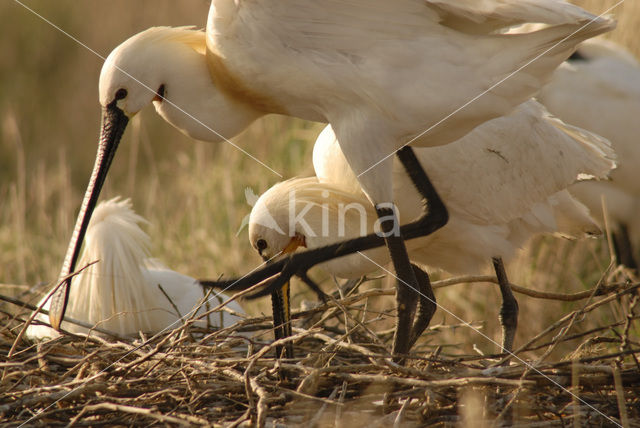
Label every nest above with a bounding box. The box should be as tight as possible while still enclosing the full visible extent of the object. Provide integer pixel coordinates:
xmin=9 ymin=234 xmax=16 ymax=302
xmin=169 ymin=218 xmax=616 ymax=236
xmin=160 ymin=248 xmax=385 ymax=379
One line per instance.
xmin=1 ymin=275 xmax=639 ymax=427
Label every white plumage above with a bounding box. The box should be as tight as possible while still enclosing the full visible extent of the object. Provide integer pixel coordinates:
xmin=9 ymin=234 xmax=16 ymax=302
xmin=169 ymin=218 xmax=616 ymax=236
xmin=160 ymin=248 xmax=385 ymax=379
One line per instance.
xmin=537 ymin=38 xmax=640 ymax=257
xmin=28 ymin=197 xmax=243 ymax=340
xmin=207 ymin=0 xmax=613 ymax=206
xmin=250 ymin=100 xmax=615 ymax=278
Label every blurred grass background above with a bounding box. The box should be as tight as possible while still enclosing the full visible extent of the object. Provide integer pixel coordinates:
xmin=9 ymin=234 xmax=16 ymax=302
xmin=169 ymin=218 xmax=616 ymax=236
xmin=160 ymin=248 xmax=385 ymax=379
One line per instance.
xmin=0 ymin=0 xmax=637 ymax=358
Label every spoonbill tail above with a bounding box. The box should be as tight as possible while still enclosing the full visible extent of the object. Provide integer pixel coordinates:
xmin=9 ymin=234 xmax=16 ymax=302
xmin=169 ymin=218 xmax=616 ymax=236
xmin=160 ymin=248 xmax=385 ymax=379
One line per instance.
xmin=247 ymin=100 xmax=614 ymax=355
xmin=29 ymin=197 xmax=243 ymax=340
xmin=51 ymin=1 xmax=613 ymax=361
xmin=538 ymin=38 xmax=640 ymax=270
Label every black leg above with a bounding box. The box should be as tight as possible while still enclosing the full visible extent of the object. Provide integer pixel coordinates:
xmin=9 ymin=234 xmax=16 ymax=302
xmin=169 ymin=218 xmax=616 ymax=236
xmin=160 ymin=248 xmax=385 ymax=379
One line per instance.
xmin=376 ymin=206 xmax=419 ymax=363
xmin=612 ymin=224 xmax=638 ymax=271
xmin=492 ymin=257 xmax=518 ymax=355
xmin=376 ymin=146 xmax=447 ymax=363
xmin=395 ymin=146 xmax=449 ymax=238
xmin=297 ymin=272 xmax=329 ymax=303
xmin=271 ymin=282 xmax=294 ymax=359
xmin=407 ymin=264 xmax=437 ymax=350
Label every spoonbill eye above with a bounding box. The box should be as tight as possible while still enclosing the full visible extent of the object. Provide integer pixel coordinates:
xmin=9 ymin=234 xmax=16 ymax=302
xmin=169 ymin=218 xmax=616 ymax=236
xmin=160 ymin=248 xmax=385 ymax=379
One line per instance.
xmin=256 ymin=239 xmax=268 ymax=252
xmin=115 ymin=88 xmax=128 ymax=100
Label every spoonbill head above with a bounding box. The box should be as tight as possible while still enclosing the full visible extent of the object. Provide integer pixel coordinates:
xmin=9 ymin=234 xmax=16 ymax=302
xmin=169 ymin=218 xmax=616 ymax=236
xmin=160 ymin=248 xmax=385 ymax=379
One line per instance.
xmin=99 ymin=27 xmax=261 ymax=142
xmin=249 ymin=177 xmax=388 ymax=279
xmin=50 ymin=26 xmax=262 ymax=330
xmin=30 ymin=197 xmax=243 ymax=340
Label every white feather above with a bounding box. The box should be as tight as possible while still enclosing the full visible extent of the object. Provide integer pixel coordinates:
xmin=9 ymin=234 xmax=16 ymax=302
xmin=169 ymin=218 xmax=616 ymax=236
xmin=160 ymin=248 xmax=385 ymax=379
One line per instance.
xmin=208 ymin=0 xmax=614 ymax=205
xmin=537 ymin=38 xmax=640 ymax=246
xmin=27 ymin=197 xmax=244 ymax=340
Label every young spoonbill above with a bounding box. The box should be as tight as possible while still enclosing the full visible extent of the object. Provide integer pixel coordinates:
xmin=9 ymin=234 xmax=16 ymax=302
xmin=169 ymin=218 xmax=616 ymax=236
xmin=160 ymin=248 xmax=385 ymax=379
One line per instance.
xmin=537 ymin=38 xmax=640 ymax=269
xmin=28 ymin=197 xmax=243 ymax=340
xmin=248 ymin=100 xmax=615 ymax=355
xmin=51 ymin=1 xmax=613 ymax=362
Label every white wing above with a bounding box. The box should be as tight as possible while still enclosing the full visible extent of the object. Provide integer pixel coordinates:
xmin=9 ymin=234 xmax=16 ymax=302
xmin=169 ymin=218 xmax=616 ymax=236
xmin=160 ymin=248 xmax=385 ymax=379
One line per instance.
xmin=316 ymin=100 xmax=614 ymax=227
xmin=210 ymin=0 xmax=612 ymax=208
xmin=538 ymin=39 xmax=640 ymax=244
xmin=393 ymin=100 xmax=615 ymax=226
xmin=210 ymin=0 xmax=614 ymax=139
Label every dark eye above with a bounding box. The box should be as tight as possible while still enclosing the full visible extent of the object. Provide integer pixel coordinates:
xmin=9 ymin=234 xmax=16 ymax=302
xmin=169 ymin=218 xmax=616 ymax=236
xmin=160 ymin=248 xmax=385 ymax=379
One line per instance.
xmin=256 ymin=239 xmax=268 ymax=252
xmin=115 ymin=88 xmax=128 ymax=100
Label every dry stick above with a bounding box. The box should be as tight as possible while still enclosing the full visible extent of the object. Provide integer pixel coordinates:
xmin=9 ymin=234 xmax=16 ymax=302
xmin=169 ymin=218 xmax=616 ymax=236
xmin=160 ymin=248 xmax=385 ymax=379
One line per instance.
xmin=310 ymin=331 xmax=384 ymax=361
xmin=0 ymin=382 xmax=108 ymax=414
xmin=326 ymin=292 xmax=385 ymax=347
xmin=572 ymin=360 xmax=580 ymax=428
xmin=498 ymin=282 xmax=640 ymax=366
xmin=330 ymin=372 xmax=533 ymax=389
xmin=66 ymin=402 xmax=196 ymax=427
xmin=223 ymin=368 xmax=269 ymax=428
xmin=602 ymin=195 xmax=617 ymax=270
xmin=213 ymin=274 xmax=626 ymax=358
xmin=612 ymin=364 xmax=630 ymax=428
xmin=226 ymin=408 xmax=251 ymax=428
xmin=433 ymin=275 xmax=627 ymax=300
xmin=156 ymin=283 xmax=184 ymax=325
xmin=119 ymin=329 xmax=179 ymax=371
xmin=187 ymin=273 xmax=283 ymax=329
xmin=518 ymin=317 xmax=639 ymax=354
xmin=58 ymin=350 xmax=101 ymax=382
xmin=334 ymin=380 xmax=348 ymax=427
xmin=619 ymin=293 xmax=639 ymax=368
xmin=308 ymin=387 xmax=338 ymax=426
xmin=536 ymin=262 xmax=613 ymax=365
xmin=193 ymin=274 xmax=624 ymax=338
xmin=393 ymin=397 xmax=412 ymax=428
xmin=238 ymin=330 xmax=318 ymax=425
xmin=303 ymin=303 xmax=386 ymax=367
xmin=0 ymin=294 xmax=126 ymax=340
xmin=283 ymin=385 xmax=345 ymax=406
xmin=4 ymin=261 xmax=99 ymax=365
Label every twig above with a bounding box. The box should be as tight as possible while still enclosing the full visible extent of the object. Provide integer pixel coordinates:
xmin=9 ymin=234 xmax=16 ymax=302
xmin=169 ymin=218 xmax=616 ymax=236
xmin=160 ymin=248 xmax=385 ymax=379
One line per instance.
xmin=5 ymin=261 xmax=99 ymax=363
xmin=612 ymin=364 xmax=630 ymax=428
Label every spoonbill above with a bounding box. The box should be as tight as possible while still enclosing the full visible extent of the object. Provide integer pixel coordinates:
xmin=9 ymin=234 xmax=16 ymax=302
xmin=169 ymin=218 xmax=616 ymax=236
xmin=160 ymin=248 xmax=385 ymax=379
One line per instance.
xmin=248 ymin=99 xmax=614 ymax=355
xmin=203 ymin=0 xmax=614 ymax=358
xmin=537 ymin=38 xmax=640 ymax=269
xmin=50 ymin=1 xmax=614 ymax=362
xmin=28 ymin=197 xmax=243 ymax=340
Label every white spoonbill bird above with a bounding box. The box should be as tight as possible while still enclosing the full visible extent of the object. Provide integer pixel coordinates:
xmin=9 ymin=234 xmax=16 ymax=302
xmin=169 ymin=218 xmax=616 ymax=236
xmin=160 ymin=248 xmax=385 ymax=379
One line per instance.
xmin=249 ymin=100 xmax=615 ymax=354
xmin=537 ymin=38 xmax=640 ymax=269
xmin=28 ymin=197 xmax=243 ymax=340
xmin=50 ymin=1 xmax=613 ymax=361
xmin=204 ymin=0 xmax=613 ymax=358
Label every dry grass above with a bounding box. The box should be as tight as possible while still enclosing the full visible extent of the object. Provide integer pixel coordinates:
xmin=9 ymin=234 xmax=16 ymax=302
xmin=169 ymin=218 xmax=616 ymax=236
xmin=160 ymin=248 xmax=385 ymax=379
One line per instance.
xmin=1 ymin=277 xmax=638 ymax=426
xmin=1 ymin=1 xmax=639 ymax=426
